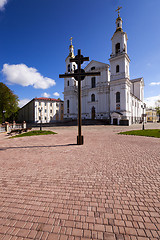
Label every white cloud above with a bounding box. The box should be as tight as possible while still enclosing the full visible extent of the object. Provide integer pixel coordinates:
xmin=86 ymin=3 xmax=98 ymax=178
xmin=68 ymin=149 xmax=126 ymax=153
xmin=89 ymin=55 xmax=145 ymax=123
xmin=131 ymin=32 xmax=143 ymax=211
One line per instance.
xmin=0 ymin=0 xmax=8 ymax=10
xmin=19 ymin=98 xmax=31 ymax=108
xmin=2 ymin=64 xmax=56 ymax=89
xmin=53 ymin=92 xmax=60 ymax=97
xmin=144 ymin=95 xmax=160 ymax=108
xmin=42 ymin=92 xmax=50 ymax=98
xmin=149 ymin=82 xmax=160 ymax=86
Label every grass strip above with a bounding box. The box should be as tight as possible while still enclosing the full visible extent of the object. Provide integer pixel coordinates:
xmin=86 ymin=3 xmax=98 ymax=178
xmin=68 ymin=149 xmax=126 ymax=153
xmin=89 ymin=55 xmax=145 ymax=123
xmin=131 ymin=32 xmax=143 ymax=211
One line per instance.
xmin=10 ymin=130 xmax=57 ymax=138
xmin=118 ymin=129 xmax=160 ymax=138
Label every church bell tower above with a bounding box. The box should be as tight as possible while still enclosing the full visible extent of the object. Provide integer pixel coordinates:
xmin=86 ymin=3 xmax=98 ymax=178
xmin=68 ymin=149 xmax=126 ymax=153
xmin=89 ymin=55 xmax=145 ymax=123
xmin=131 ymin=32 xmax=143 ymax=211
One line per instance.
xmin=109 ymin=7 xmax=131 ymax=124
xmin=109 ymin=7 xmax=130 ymax=81
xmin=63 ymin=38 xmax=78 ymax=119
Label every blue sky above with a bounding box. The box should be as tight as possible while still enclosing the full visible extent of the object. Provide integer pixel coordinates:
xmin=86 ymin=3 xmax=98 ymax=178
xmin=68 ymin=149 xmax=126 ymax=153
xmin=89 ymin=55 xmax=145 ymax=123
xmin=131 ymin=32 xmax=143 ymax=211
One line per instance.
xmin=0 ymin=0 xmax=160 ymax=108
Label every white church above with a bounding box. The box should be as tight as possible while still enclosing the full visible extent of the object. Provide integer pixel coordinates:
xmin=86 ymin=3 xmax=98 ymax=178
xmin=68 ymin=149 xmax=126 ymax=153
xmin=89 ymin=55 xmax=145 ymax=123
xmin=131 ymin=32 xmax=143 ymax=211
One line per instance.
xmin=63 ymin=9 xmax=145 ymax=125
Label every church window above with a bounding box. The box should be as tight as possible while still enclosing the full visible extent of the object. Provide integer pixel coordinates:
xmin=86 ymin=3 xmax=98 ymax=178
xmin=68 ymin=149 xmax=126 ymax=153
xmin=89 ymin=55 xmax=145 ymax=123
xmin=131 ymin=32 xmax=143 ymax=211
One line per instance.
xmin=116 ymin=65 xmax=119 ymax=73
xmin=91 ymin=77 xmax=96 ymax=88
xmin=73 ymin=65 xmax=76 ymax=70
xmin=67 ymin=80 xmax=69 ymax=86
xmin=116 ymin=92 xmax=120 ymax=103
xmin=91 ymin=94 xmax=95 ymax=102
xmin=67 ymin=100 xmax=69 ymax=113
xmin=68 ymin=64 xmax=70 ymax=72
xmin=91 ymin=66 xmax=95 ymax=70
xmin=115 ymin=43 xmax=120 ymax=54
xmin=117 ymin=23 xmax=119 ymax=27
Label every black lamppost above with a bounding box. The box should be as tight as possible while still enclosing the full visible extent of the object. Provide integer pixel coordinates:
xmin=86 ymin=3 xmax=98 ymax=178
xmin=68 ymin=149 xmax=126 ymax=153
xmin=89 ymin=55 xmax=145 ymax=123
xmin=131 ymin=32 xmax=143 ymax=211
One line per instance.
xmin=2 ymin=110 xmax=6 ymax=123
xmin=39 ymin=107 xmax=42 ymax=131
xmin=141 ymin=104 xmax=145 ymax=130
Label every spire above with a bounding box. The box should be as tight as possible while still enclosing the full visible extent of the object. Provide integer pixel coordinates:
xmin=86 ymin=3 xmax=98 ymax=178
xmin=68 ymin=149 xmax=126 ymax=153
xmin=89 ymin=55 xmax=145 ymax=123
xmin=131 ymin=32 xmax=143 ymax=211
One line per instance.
xmin=70 ymin=37 xmax=73 ymax=47
xmin=69 ymin=37 xmax=74 ymax=58
xmin=115 ymin=6 xmax=123 ymax=32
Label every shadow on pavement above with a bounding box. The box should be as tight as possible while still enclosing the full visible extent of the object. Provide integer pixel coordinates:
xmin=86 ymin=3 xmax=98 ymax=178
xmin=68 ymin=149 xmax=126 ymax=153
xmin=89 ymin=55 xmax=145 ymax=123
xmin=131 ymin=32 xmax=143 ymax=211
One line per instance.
xmin=0 ymin=143 xmax=78 ymax=151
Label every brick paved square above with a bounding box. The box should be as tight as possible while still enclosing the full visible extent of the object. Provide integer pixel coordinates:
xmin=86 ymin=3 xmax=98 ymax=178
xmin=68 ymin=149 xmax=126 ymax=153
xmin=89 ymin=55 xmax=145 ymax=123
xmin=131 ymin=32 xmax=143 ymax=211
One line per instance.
xmin=0 ymin=124 xmax=159 ymax=239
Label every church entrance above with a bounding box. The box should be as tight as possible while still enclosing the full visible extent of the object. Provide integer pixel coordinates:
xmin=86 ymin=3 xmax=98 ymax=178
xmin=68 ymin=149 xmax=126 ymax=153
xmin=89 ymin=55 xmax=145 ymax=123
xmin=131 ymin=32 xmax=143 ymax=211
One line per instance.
xmin=91 ymin=107 xmax=95 ymax=120
xmin=113 ymin=118 xmax=118 ymax=125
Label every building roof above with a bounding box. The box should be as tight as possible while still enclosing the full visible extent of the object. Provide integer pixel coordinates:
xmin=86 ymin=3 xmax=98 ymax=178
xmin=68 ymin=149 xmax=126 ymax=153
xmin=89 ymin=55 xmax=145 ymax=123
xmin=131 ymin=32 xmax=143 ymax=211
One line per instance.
xmin=130 ymin=77 xmax=143 ymax=83
xmin=111 ymin=111 xmax=123 ymax=116
xmin=34 ymin=97 xmax=62 ymax=102
xmin=84 ymin=60 xmax=109 ymax=70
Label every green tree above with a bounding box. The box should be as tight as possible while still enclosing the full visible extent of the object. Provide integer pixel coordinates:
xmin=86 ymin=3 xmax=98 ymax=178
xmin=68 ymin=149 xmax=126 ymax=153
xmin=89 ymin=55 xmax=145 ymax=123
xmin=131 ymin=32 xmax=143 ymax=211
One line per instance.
xmin=0 ymin=82 xmax=19 ymax=123
xmin=155 ymin=100 xmax=160 ymax=121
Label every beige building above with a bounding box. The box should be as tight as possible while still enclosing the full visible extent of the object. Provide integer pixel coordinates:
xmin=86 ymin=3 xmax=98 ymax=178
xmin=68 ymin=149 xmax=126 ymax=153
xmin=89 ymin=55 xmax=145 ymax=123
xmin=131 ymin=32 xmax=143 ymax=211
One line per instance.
xmin=18 ymin=98 xmax=64 ymax=123
xmin=146 ymin=109 xmax=158 ymax=123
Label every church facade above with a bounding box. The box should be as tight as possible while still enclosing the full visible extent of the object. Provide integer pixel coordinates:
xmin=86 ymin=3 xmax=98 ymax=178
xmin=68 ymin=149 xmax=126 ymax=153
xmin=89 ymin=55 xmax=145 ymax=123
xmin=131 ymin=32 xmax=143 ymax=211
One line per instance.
xmin=63 ymin=11 xmax=144 ymax=125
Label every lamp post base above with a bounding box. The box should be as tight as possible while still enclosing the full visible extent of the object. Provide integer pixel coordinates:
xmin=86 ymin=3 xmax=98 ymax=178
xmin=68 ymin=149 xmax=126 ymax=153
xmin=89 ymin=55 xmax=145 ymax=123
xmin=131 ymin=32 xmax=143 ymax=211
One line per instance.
xmin=77 ymin=135 xmax=84 ymax=145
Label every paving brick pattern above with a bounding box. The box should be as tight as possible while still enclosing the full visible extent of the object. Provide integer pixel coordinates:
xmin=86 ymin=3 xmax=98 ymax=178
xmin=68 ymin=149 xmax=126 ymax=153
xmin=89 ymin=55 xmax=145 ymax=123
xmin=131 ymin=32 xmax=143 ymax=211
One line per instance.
xmin=0 ymin=124 xmax=160 ymax=240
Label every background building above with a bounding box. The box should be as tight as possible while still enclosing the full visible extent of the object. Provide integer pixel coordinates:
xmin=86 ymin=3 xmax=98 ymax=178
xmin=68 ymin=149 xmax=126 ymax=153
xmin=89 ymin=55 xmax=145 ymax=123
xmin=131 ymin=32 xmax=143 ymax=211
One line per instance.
xmin=146 ymin=109 xmax=158 ymax=123
xmin=63 ymin=11 xmax=145 ymax=125
xmin=18 ymin=98 xmax=64 ymax=123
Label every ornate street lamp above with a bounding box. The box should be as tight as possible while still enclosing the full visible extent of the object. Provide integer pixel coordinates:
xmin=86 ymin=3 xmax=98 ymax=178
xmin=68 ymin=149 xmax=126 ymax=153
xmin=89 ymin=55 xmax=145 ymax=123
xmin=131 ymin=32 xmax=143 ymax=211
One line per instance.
xmin=2 ymin=110 xmax=6 ymax=123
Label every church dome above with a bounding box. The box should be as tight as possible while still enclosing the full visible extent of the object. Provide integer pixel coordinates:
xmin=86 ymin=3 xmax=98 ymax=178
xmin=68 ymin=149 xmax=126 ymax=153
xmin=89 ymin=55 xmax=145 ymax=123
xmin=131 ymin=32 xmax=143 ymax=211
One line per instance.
xmin=116 ymin=16 xmax=122 ymax=22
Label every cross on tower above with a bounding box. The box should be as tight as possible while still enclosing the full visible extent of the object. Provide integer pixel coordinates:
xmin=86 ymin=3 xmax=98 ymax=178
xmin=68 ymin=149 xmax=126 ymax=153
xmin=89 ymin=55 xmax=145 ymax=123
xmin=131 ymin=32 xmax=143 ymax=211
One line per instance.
xmin=116 ymin=6 xmax=122 ymax=17
xmin=59 ymin=49 xmax=100 ymax=145
xmin=70 ymin=37 xmax=73 ymax=45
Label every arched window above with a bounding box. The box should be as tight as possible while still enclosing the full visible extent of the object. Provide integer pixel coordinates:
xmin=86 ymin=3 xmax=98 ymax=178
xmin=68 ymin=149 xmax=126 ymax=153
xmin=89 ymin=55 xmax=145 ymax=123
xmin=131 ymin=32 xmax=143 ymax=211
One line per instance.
xmin=68 ymin=64 xmax=70 ymax=72
xmin=91 ymin=66 xmax=95 ymax=70
xmin=73 ymin=65 xmax=76 ymax=71
xmin=115 ymin=43 xmax=120 ymax=54
xmin=116 ymin=92 xmax=120 ymax=103
xmin=67 ymin=80 xmax=69 ymax=86
xmin=67 ymin=100 xmax=69 ymax=113
xmin=91 ymin=77 xmax=96 ymax=88
xmin=117 ymin=23 xmax=119 ymax=28
xmin=91 ymin=94 xmax=95 ymax=102
xmin=116 ymin=65 xmax=119 ymax=73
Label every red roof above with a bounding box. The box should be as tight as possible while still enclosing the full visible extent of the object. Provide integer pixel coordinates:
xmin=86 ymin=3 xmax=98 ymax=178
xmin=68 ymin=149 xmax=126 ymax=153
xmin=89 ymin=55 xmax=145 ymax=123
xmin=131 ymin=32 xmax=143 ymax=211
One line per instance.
xmin=34 ymin=97 xmax=62 ymax=102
